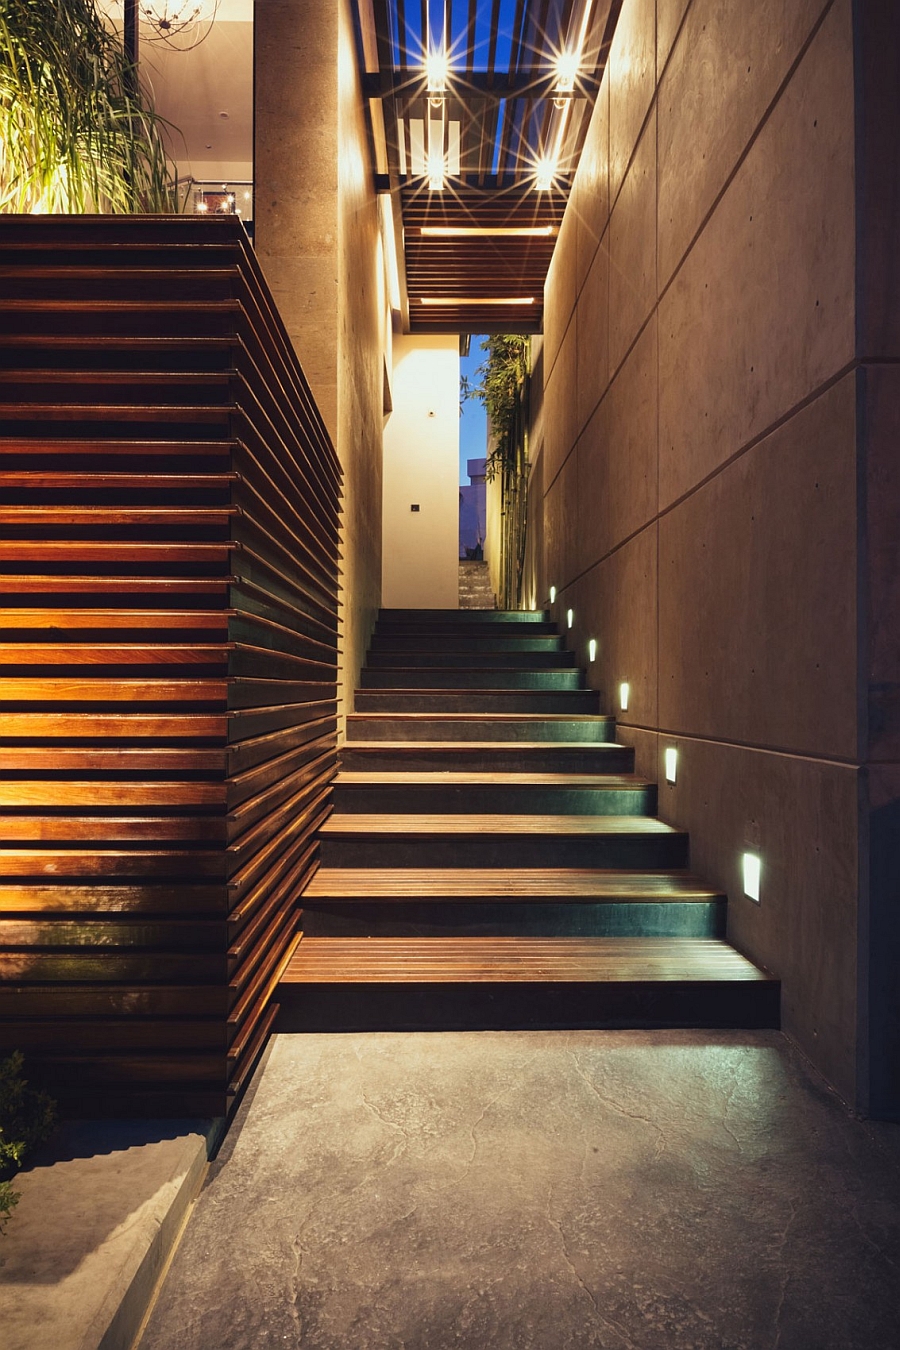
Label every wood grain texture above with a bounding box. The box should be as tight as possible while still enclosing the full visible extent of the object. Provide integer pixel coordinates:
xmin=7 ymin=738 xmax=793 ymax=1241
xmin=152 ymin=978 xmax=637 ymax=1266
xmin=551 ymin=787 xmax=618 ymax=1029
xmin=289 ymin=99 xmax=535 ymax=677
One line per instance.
xmin=0 ymin=216 xmax=340 ymax=1117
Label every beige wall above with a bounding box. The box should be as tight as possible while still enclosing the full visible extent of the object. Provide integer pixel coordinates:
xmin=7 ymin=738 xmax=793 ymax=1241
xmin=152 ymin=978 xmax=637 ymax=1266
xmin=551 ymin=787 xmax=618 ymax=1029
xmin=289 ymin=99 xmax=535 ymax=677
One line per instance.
xmin=382 ymin=336 xmax=460 ymax=609
xmin=254 ymin=0 xmax=384 ymax=720
xmin=536 ymin=0 xmax=899 ymax=1109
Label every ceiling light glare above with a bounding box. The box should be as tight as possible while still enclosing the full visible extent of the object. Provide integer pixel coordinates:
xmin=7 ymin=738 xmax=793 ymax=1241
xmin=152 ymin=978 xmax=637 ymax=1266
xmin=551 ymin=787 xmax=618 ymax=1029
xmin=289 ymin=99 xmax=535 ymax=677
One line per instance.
xmin=426 ymin=48 xmax=449 ymax=101
xmin=534 ymin=156 xmax=557 ymax=191
xmin=555 ymin=50 xmax=580 ymax=92
xmin=426 ymin=154 xmax=445 ymax=191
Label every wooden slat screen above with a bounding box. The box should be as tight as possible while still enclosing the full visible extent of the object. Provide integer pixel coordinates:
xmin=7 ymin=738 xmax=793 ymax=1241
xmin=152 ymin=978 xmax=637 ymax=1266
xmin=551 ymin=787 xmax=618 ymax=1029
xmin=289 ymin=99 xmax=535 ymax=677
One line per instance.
xmin=0 ymin=216 xmax=341 ymax=1116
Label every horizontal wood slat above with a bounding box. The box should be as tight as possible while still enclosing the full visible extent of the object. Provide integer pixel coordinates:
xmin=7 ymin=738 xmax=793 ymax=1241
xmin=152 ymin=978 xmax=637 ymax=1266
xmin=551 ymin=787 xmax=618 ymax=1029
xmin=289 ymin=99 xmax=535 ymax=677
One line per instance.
xmin=0 ymin=216 xmax=341 ymax=1116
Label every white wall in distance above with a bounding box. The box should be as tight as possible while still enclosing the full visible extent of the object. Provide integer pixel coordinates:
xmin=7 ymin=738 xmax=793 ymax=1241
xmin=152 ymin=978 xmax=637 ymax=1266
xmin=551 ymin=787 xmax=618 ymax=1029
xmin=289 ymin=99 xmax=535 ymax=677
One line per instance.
xmin=382 ymin=335 xmax=459 ymax=608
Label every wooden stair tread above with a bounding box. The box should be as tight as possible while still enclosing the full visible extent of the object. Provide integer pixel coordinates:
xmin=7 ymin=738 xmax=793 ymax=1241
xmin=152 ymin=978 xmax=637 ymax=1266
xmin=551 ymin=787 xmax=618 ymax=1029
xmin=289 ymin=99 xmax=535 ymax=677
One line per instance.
xmin=334 ymin=771 xmax=649 ymax=788
xmin=321 ymin=813 xmax=681 ymax=836
xmin=341 ymin=740 xmax=625 ymax=752
xmin=305 ymin=868 xmax=722 ymax=900
xmin=283 ymin=937 xmax=773 ymax=983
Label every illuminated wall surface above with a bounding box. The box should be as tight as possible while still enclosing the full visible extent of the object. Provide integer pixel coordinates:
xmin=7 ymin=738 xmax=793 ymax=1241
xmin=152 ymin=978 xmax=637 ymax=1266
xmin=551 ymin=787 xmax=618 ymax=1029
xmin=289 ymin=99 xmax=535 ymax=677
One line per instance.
xmin=536 ymin=0 xmax=900 ymax=1114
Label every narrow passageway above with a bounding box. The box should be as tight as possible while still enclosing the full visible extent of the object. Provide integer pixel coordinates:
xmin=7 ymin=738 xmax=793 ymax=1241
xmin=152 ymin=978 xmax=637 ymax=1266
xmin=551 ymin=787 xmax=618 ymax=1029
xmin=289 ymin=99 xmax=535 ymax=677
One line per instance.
xmin=138 ymin=1029 xmax=900 ymax=1350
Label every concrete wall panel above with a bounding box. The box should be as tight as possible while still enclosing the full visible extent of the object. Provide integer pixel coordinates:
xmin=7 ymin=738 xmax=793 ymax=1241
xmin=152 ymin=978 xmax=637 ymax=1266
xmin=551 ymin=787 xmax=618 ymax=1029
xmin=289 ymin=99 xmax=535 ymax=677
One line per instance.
xmin=577 ymin=314 xmax=657 ymax=568
xmin=575 ymin=69 xmax=610 ymax=296
xmin=658 ymin=0 xmax=854 ymax=509
xmin=608 ymin=0 xmax=656 ymax=204
xmin=864 ymin=365 xmax=900 ymax=764
xmin=543 ymin=319 xmax=579 ymax=489
xmin=659 ymin=375 xmax=858 ymax=760
xmin=609 ymin=106 xmax=657 ymax=375
xmin=573 ymin=527 xmax=658 ymax=728
xmin=656 ymin=0 xmax=691 ymax=77
xmin=543 ymin=200 xmax=577 ymax=379
xmin=657 ymin=0 xmax=824 ymax=288
xmin=661 ymin=736 xmax=859 ymax=1103
xmin=575 ymin=236 xmax=610 ymax=439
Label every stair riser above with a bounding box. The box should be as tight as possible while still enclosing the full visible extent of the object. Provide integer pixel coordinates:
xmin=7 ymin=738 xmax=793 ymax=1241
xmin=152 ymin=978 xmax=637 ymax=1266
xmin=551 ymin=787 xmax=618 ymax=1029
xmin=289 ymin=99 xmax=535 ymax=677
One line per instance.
xmin=358 ymin=669 xmax=585 ymax=690
xmin=353 ymin=691 xmax=602 ymax=714
xmin=378 ymin=609 xmax=547 ymax=624
xmin=320 ymin=834 xmax=689 ymax=869
xmin=370 ymin=636 xmax=563 ymax=653
xmin=331 ymin=784 xmax=656 ymax=815
xmin=302 ymin=900 xmax=726 ymax=938
xmin=338 ymin=746 xmax=633 ymax=771
xmin=375 ymin=623 xmax=558 ymax=638
xmin=277 ymin=982 xmax=781 ymax=1033
xmin=365 ymin=650 xmax=573 ymax=667
xmin=346 ymin=716 xmax=616 ymax=742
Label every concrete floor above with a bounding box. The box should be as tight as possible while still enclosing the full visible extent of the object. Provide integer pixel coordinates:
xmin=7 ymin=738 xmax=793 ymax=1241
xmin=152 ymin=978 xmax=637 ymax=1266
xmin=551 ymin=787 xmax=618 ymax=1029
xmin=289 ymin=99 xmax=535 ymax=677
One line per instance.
xmin=139 ymin=1030 xmax=900 ymax=1350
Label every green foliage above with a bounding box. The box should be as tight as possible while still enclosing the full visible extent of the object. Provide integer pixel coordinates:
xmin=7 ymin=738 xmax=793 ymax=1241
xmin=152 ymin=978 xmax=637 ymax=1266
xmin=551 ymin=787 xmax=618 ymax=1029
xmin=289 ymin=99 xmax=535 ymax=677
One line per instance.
xmin=461 ymin=334 xmax=530 ymax=481
xmin=0 ymin=0 xmax=178 ymax=213
xmin=0 ymin=1051 xmax=56 ymax=1236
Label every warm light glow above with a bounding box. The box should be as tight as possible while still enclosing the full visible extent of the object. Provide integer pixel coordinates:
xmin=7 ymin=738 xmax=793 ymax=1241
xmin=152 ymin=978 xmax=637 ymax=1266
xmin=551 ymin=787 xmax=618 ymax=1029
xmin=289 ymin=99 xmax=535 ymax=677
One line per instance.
xmin=534 ymin=156 xmax=557 ymax=191
xmin=619 ymin=681 xmax=630 ymax=711
xmin=420 ymin=225 xmax=557 ymax=238
xmin=664 ymin=747 xmax=678 ymax=784
xmin=742 ymin=852 xmax=761 ymax=903
xmin=549 ymin=586 xmax=556 ymax=603
xmin=555 ymin=49 xmax=580 ymax=92
xmin=588 ymin=639 xmax=597 ymax=662
xmin=566 ymin=608 xmax=574 ymax=630
xmin=425 ymin=48 xmax=449 ymax=96
xmin=426 ymin=153 xmax=445 ymax=190
xmin=419 ymin=296 xmax=535 ymax=306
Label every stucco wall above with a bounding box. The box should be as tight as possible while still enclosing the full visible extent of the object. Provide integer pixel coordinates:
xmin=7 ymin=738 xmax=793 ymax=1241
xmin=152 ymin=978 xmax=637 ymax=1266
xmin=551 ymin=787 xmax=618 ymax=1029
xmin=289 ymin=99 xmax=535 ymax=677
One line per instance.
xmin=382 ymin=336 xmax=460 ymax=609
xmin=537 ymin=0 xmax=889 ymax=1106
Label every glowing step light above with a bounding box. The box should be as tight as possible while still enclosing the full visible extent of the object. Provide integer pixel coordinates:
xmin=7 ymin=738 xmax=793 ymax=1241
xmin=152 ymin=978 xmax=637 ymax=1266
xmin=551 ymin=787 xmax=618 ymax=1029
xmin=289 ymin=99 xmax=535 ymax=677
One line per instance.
xmin=742 ymin=852 xmax=761 ymax=903
xmin=566 ymin=608 xmax=574 ymax=630
xmin=664 ymin=747 xmax=678 ymax=784
xmin=619 ymin=681 xmax=630 ymax=711
xmin=588 ymin=639 xmax=597 ymax=663
xmin=549 ymin=586 xmax=556 ymax=603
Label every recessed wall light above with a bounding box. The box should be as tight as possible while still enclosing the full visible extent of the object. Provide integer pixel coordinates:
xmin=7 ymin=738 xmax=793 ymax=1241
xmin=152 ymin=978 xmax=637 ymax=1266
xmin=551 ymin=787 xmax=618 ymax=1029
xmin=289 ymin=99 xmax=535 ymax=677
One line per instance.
xmin=664 ymin=747 xmax=677 ymax=783
xmin=566 ymin=608 xmax=573 ymax=629
xmin=619 ymin=681 xmax=630 ymax=711
xmin=742 ymin=852 xmax=761 ymax=903
xmin=549 ymin=586 xmax=556 ymax=603
xmin=588 ymin=639 xmax=597 ymax=663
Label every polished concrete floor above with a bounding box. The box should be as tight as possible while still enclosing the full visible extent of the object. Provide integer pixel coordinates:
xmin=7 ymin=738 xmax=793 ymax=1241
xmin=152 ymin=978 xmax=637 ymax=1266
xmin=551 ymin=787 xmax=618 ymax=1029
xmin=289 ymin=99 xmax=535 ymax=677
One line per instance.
xmin=139 ymin=1031 xmax=900 ymax=1350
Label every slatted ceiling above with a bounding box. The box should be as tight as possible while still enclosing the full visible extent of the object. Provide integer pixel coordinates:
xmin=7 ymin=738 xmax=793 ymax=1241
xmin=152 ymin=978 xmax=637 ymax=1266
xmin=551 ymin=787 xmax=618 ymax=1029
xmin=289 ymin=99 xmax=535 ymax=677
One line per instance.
xmin=355 ymin=0 xmax=618 ymax=331
xmin=0 ymin=216 xmax=340 ymax=1118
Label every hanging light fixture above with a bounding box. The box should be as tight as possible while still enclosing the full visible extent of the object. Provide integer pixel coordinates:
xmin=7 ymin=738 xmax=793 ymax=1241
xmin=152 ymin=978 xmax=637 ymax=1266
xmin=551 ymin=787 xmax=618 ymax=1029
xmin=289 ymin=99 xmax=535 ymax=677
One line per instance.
xmin=140 ymin=0 xmax=220 ymax=51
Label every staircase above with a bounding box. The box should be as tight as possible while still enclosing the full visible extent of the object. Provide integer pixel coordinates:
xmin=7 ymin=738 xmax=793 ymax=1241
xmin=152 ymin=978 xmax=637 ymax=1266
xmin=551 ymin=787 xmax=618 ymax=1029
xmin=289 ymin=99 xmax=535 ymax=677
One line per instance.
xmin=279 ymin=609 xmax=779 ymax=1030
xmin=458 ymin=559 xmax=495 ymax=608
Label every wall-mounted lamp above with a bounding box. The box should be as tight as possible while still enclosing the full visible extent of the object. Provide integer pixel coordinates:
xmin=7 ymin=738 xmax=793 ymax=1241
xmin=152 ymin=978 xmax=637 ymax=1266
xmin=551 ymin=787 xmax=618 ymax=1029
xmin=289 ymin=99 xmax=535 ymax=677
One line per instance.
xmin=742 ymin=852 xmax=761 ymax=903
xmin=619 ymin=681 xmax=630 ymax=711
xmin=425 ymin=49 xmax=449 ymax=106
xmin=588 ymin=639 xmax=597 ymax=663
xmin=664 ymin=747 xmax=677 ymax=784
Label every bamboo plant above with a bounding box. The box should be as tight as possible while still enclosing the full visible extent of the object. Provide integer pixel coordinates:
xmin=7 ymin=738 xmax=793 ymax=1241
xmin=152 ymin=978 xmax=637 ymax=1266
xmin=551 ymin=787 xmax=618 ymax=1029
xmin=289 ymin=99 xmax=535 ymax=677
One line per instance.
xmin=0 ymin=0 xmax=177 ymax=213
xmin=462 ymin=334 xmax=531 ymax=609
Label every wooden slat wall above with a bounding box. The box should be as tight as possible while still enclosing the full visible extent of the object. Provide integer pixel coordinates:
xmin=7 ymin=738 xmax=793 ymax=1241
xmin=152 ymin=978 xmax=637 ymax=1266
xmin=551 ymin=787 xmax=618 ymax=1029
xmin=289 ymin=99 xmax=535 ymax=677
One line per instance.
xmin=0 ymin=216 xmax=341 ymax=1116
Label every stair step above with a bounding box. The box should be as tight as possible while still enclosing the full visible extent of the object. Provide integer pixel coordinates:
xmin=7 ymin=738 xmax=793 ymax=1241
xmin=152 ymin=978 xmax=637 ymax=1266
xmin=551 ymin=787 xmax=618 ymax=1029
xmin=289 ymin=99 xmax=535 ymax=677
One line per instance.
xmin=302 ymin=867 xmax=725 ymax=937
xmin=319 ymin=813 xmax=688 ymax=869
xmin=358 ymin=667 xmax=585 ymax=690
xmin=345 ymin=713 xmax=617 ymax=742
xmin=353 ymin=689 xmax=601 ymax=714
xmin=369 ymin=634 xmax=564 ymax=652
xmin=276 ymin=936 xmax=780 ymax=1031
xmin=365 ymin=649 xmax=573 ymax=667
xmin=378 ymin=608 xmax=547 ymax=624
xmin=338 ymin=740 xmax=633 ymax=772
xmin=332 ymin=771 xmax=655 ymax=815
